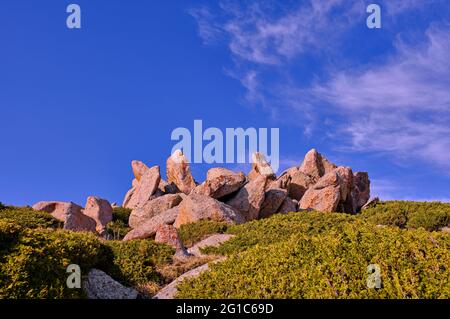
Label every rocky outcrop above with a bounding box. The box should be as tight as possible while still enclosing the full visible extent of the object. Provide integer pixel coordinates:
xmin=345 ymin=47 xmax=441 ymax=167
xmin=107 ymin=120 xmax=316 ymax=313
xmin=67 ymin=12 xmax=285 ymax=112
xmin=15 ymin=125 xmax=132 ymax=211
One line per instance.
xmin=174 ymin=194 xmax=245 ymax=228
xmin=226 ymin=175 xmax=267 ymax=221
xmin=123 ymin=206 xmax=180 ymax=241
xmin=83 ymin=269 xmax=138 ymax=299
xmin=32 ymin=201 xmax=97 ymax=233
xmin=128 ymin=194 xmax=183 ymax=229
xmin=193 ymin=168 xmax=246 ymax=199
xmin=285 ymin=168 xmax=315 ymax=201
xmin=259 ymin=188 xmax=288 ymax=219
xmin=352 ymin=172 xmax=371 ymax=212
xmin=123 ymin=164 xmax=161 ymax=209
xmin=299 ymin=148 xmax=337 ymax=181
xmin=299 ymin=171 xmax=341 ymax=212
xmin=155 ymin=224 xmax=189 ymax=258
xmin=277 ymin=197 xmax=298 ymax=214
xmin=83 ymin=196 xmax=113 ymax=234
xmin=166 ymin=150 xmax=196 ymax=195
xmin=248 ymin=152 xmax=276 ymax=181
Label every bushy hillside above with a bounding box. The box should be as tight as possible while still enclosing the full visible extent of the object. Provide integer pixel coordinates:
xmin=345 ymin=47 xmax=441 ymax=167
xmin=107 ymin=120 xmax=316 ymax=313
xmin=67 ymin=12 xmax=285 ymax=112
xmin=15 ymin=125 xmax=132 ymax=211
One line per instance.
xmin=0 ymin=201 xmax=449 ymax=299
xmin=0 ymin=206 xmax=175 ymax=298
xmin=176 ymin=202 xmax=450 ymax=299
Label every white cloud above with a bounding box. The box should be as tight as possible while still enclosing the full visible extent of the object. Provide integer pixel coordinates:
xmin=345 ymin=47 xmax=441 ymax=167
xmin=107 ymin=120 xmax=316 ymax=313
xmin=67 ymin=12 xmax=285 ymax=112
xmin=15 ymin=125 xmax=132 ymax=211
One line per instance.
xmin=190 ymin=1 xmax=450 ymax=169
xmin=316 ymin=25 xmax=450 ymax=168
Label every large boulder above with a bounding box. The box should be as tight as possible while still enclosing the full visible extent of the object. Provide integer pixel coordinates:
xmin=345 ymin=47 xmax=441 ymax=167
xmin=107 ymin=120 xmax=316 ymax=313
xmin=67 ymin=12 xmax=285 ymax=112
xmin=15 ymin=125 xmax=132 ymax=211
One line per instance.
xmin=259 ymin=188 xmax=288 ymax=219
xmin=248 ymin=152 xmax=276 ymax=181
xmin=174 ymin=194 xmax=245 ymax=228
xmin=123 ymin=206 xmax=180 ymax=241
xmin=128 ymin=194 xmax=183 ymax=229
xmin=64 ymin=206 xmax=97 ymax=233
xmin=166 ymin=150 xmax=196 ymax=195
xmin=83 ymin=269 xmax=138 ymax=299
xmin=226 ymin=175 xmax=267 ymax=221
xmin=299 ymin=149 xmax=337 ymax=181
xmin=352 ymin=172 xmax=371 ymax=212
xmin=277 ymin=197 xmax=298 ymax=214
xmin=32 ymin=201 xmax=97 ymax=233
xmin=286 ymin=167 xmax=315 ymax=201
xmin=155 ymin=224 xmax=189 ymax=258
xmin=131 ymin=160 xmax=149 ymax=182
xmin=124 ymin=165 xmax=161 ymax=209
xmin=267 ymin=172 xmax=291 ymax=191
xmin=193 ymin=168 xmax=245 ymax=199
xmin=299 ymin=171 xmax=341 ymax=212
xmin=32 ymin=201 xmax=82 ymax=222
xmin=83 ymin=196 xmax=113 ymax=234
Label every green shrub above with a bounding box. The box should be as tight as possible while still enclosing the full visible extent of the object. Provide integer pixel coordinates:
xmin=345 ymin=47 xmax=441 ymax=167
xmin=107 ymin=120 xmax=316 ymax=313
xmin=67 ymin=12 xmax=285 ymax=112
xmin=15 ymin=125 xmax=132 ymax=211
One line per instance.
xmin=0 ymin=202 xmax=6 ymax=210
xmin=177 ymin=219 xmax=450 ymax=299
xmin=106 ymin=207 xmax=132 ymax=240
xmin=178 ymin=221 xmax=229 ymax=248
xmin=102 ymin=240 xmax=174 ymax=286
xmin=0 ymin=206 xmax=62 ymax=229
xmin=0 ymin=215 xmax=174 ymax=298
xmin=0 ymin=227 xmax=105 ymax=299
xmin=360 ymin=201 xmax=450 ymax=231
xmin=204 ymin=212 xmax=356 ymax=255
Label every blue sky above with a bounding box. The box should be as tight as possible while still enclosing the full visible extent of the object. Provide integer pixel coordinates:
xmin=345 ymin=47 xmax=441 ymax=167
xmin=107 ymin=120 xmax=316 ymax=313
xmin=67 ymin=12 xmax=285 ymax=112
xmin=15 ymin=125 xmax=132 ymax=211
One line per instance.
xmin=0 ymin=0 xmax=449 ymax=206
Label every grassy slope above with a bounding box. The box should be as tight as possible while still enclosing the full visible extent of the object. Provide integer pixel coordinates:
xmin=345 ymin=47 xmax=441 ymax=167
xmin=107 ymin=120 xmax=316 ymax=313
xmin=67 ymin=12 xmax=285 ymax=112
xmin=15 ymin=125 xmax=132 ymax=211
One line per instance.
xmin=176 ymin=201 xmax=450 ymax=299
xmin=0 ymin=201 xmax=449 ymax=299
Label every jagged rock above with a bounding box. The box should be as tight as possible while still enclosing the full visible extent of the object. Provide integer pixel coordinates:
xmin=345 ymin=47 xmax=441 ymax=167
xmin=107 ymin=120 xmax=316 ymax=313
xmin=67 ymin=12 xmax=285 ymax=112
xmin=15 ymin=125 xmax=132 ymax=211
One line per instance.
xmin=299 ymin=149 xmax=337 ymax=181
xmin=277 ymin=197 xmax=298 ymax=214
xmin=33 ymin=201 xmax=81 ymax=222
xmin=267 ymin=172 xmax=291 ymax=191
xmin=128 ymin=194 xmax=183 ymax=229
xmin=124 ymin=165 xmax=161 ymax=209
xmin=226 ymin=175 xmax=267 ymax=221
xmin=441 ymin=227 xmax=450 ymax=233
xmin=166 ymin=150 xmax=196 ymax=195
xmin=248 ymin=152 xmax=276 ymax=181
xmin=352 ymin=172 xmax=371 ymax=212
xmin=111 ymin=202 xmax=119 ymax=208
xmin=83 ymin=196 xmax=113 ymax=233
xmin=32 ymin=201 xmax=97 ymax=233
xmin=334 ymin=167 xmax=354 ymax=202
xmin=83 ymin=269 xmax=138 ymax=299
xmin=64 ymin=206 xmax=97 ymax=233
xmin=155 ymin=224 xmax=190 ymax=258
xmin=188 ymin=234 xmax=235 ymax=257
xmin=286 ymin=167 xmax=315 ymax=201
xmin=122 ymin=183 xmax=137 ymax=208
xmin=193 ymin=168 xmax=245 ymax=199
xmin=174 ymin=194 xmax=245 ymax=228
xmin=299 ymin=171 xmax=341 ymax=212
xmin=123 ymin=206 xmax=179 ymax=241
xmin=131 ymin=160 xmax=149 ymax=182
xmin=158 ymin=179 xmax=179 ymax=194
xmin=259 ymin=188 xmax=288 ymax=219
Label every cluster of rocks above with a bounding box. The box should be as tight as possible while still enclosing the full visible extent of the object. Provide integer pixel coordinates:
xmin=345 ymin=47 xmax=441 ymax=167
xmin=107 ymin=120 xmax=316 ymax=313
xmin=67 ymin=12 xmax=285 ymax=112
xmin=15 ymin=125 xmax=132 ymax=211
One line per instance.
xmin=121 ymin=148 xmax=370 ymax=250
xmin=32 ymin=148 xmax=370 ymax=255
xmin=32 ymin=196 xmax=113 ymax=237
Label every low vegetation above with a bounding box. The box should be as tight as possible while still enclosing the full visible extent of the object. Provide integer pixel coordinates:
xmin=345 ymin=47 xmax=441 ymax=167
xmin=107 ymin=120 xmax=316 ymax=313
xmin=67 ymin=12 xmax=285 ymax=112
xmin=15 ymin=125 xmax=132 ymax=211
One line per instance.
xmin=0 ymin=206 xmax=175 ymax=299
xmin=176 ymin=203 xmax=450 ymax=299
xmin=0 ymin=201 xmax=449 ymax=299
xmin=178 ymin=220 xmax=229 ymax=248
xmin=359 ymin=201 xmax=450 ymax=231
xmin=106 ymin=207 xmax=132 ymax=240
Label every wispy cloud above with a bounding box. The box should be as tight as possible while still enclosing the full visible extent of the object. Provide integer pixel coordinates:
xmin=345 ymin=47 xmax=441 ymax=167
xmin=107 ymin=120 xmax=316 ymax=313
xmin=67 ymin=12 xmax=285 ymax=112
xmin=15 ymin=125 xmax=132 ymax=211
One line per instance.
xmin=190 ymin=1 xmax=450 ymax=169
xmin=316 ymin=25 xmax=450 ymax=168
